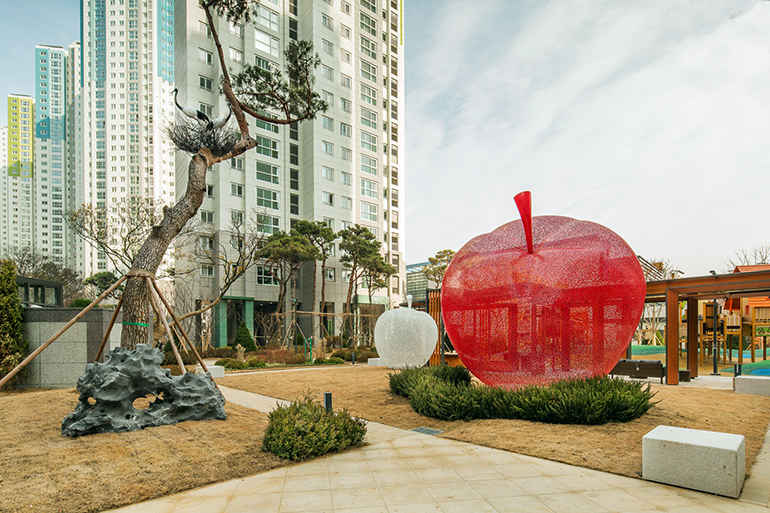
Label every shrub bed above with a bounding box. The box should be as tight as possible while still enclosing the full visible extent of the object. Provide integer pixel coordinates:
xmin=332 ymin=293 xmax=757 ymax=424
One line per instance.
xmin=203 ymin=347 xmax=236 ymax=359
xmin=161 ymin=351 xmax=198 ymax=366
xmin=262 ymin=394 xmax=367 ymax=461
xmin=389 ymin=366 xmax=656 ymax=425
xmin=330 ymin=348 xmax=378 ymax=363
xmin=246 ymin=357 xmax=267 ymax=368
xmin=313 ymin=357 xmax=345 ymax=365
xmin=215 ymin=358 xmax=247 ymax=370
xmin=258 ymin=350 xmax=308 ymax=365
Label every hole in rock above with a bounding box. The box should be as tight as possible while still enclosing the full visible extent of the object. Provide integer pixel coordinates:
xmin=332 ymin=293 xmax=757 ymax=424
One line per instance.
xmin=132 ymin=394 xmax=157 ymax=410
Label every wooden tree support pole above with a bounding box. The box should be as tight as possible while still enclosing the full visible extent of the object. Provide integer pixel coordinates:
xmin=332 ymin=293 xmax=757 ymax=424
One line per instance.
xmin=93 ymin=295 xmax=124 ymax=363
xmin=145 ymin=277 xmax=186 ymax=373
xmin=0 ymin=275 xmax=128 ymax=389
xmin=148 ymin=278 xmax=214 ymax=381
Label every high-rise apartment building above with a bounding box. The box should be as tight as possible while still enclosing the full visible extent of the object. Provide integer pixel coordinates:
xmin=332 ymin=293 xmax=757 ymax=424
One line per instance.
xmin=34 ymin=45 xmax=69 ymax=265
xmin=66 ymin=42 xmax=84 ymax=271
xmin=0 ymin=126 xmax=8 ymax=245
xmin=5 ymin=94 xmax=35 ymax=249
xmin=174 ymin=0 xmax=405 ymax=346
xmin=80 ymin=0 xmax=177 ymax=275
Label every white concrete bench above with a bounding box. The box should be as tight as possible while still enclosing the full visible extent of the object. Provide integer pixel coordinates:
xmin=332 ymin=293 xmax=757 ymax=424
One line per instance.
xmin=735 ymin=375 xmax=770 ymax=396
xmin=367 ymin=357 xmax=384 ymax=366
xmin=196 ymin=365 xmax=225 ymax=379
xmin=642 ymin=425 xmax=745 ymax=498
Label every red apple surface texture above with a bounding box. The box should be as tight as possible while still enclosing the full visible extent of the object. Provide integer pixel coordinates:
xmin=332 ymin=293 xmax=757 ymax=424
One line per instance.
xmin=441 ymin=192 xmax=646 ymax=388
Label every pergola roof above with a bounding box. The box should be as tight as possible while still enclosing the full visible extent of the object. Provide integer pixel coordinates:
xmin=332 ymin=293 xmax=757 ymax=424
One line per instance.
xmin=646 ymin=269 xmax=770 ymax=303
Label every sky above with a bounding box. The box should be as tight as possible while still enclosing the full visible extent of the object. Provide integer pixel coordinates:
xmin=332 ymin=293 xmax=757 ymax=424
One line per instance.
xmin=2 ymin=1 xmax=769 ymax=277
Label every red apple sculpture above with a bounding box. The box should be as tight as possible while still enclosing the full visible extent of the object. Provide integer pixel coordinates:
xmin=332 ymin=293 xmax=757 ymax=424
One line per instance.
xmin=441 ymin=192 xmax=646 ymax=388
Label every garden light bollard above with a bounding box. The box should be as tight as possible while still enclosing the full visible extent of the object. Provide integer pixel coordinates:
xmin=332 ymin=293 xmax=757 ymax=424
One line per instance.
xmin=352 ymin=351 xmax=356 ymax=365
xmin=324 ymin=392 xmax=332 ymax=414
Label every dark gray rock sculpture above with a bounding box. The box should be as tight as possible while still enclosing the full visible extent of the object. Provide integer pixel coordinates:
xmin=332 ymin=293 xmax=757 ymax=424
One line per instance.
xmin=62 ymin=343 xmax=226 ymax=437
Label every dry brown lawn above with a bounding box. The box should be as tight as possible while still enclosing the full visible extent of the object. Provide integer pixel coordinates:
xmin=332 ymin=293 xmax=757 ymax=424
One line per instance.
xmin=0 ymin=388 xmax=285 ymax=513
xmin=220 ymin=365 xmax=770 ymax=479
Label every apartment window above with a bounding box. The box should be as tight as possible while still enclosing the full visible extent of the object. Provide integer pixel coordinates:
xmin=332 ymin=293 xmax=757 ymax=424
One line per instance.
xmin=361 ymin=84 xmax=377 ymax=105
xmin=198 ymin=48 xmax=213 ymax=64
xmin=255 ymin=29 xmax=279 ymax=56
xmin=290 ymin=194 xmax=299 ymax=215
xmin=322 ymin=192 xmax=334 ymax=206
xmin=256 ymin=136 xmax=279 ymax=158
xmin=361 ymin=178 xmax=378 ymax=198
xmin=342 ymin=1 xmax=351 ymax=14
xmin=391 ymin=101 xmax=398 ymax=121
xmin=391 ymin=188 xmax=399 ymax=207
xmin=361 ymin=155 xmax=377 ymax=175
xmin=391 ymin=233 xmax=399 ymax=251
xmin=341 ymin=49 xmax=351 ymax=64
xmin=342 ymin=269 xmax=351 ymax=282
xmin=255 ymin=56 xmax=275 ymax=71
xmin=325 ymin=268 xmax=336 ymax=281
xmin=256 ymin=4 xmax=279 ymax=31
xmin=199 ymin=21 xmax=212 ymax=38
xmin=360 ymin=107 xmax=377 ymax=128
xmin=322 ymin=116 xmax=334 ymax=131
xmin=199 ymin=76 xmax=213 ymax=91
xmin=391 ymin=11 xmax=399 ymax=32
xmin=361 ymin=0 xmax=376 ymax=12
xmin=361 ymin=202 xmax=377 ymax=221
xmin=360 ymin=60 xmax=377 ymax=82
xmin=229 ymin=47 xmax=243 ymax=63
xmin=391 ymin=56 xmax=398 ymax=76
xmin=256 ymin=161 xmax=279 ymax=184
xmin=321 ymin=39 xmax=334 ymax=55
xmin=289 ymin=0 xmax=298 ymax=15
xmin=392 ymin=275 xmax=399 ymax=294
xmin=391 ymin=210 xmax=399 ymax=229
xmin=231 ymin=157 xmax=245 ymax=171
xmin=391 ymin=124 xmax=398 ymax=142
xmin=324 ymin=217 xmax=334 ymax=229
xmin=290 ymin=122 xmax=299 ymax=140
xmin=391 ymin=34 xmax=399 ymax=54
xmin=322 ymin=90 xmax=334 ymax=107
xmin=257 ymin=266 xmax=279 ymax=285
xmin=206 ymin=184 xmax=215 ymax=197
xmin=199 ymin=102 xmax=213 ymax=117
xmin=360 ymin=36 xmax=377 ymax=59
xmin=322 ymin=166 xmax=334 ymax=180
xmin=290 ymin=143 xmax=299 ymax=165
xmin=200 ymin=236 xmax=215 ymax=252
xmin=341 ymin=98 xmax=351 ymax=112
xmin=257 ymin=213 xmax=280 ymax=235
xmin=256 ymin=188 xmax=279 ymax=209
xmin=290 ymin=169 xmax=299 ymax=190
xmin=321 ymin=13 xmax=334 ymax=30
xmin=322 ymin=141 xmax=334 ymax=155
xmin=231 ymin=210 xmax=245 ymax=225
xmin=360 ymin=131 xmax=377 ymax=152
xmin=341 ymin=171 xmax=352 ymax=185
xmin=360 ymin=12 xmax=376 ymax=35
xmin=200 ymin=210 xmax=214 ymax=224
xmin=342 ymin=196 xmax=352 ymax=210
xmin=255 ymin=115 xmax=279 ymax=133
xmin=392 ymin=254 xmax=399 ymax=267
xmin=231 ymin=183 xmax=244 ymax=197
xmin=341 ymin=24 xmax=351 ymax=39
xmin=341 ymin=74 xmax=352 ymax=88
xmin=289 ymin=18 xmax=298 ymax=40
xmin=322 ymin=65 xmax=334 ymax=80
xmin=391 ymin=167 xmax=398 ymax=185
xmin=201 ymin=265 xmax=214 ymax=278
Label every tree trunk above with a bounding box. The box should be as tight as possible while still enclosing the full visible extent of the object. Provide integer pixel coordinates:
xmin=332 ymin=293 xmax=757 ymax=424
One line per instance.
xmin=121 ymin=152 xmax=211 ymax=349
xmin=310 ymin=260 xmax=317 ymax=339
xmin=320 ymin=257 xmax=327 ymax=337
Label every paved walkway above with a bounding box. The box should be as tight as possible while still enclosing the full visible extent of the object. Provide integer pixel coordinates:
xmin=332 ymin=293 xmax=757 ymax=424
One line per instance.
xmin=104 ymin=380 xmax=770 ymax=513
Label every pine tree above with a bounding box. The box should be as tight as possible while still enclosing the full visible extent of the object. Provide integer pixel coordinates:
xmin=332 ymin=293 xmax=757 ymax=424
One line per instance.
xmin=0 ymin=260 xmax=28 ymax=386
xmin=233 ymin=321 xmax=256 ymax=352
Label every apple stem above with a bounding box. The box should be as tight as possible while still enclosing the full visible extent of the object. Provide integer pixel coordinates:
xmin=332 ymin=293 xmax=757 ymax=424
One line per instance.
xmin=514 ymin=191 xmax=534 ymax=254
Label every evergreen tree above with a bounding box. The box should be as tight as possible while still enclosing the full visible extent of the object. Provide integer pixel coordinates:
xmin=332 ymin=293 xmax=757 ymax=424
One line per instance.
xmin=233 ymin=321 xmax=256 ymax=352
xmin=0 ymin=260 xmax=28 ymax=386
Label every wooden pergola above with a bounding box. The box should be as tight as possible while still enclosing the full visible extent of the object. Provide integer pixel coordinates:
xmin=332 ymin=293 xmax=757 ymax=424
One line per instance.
xmin=646 ymin=269 xmax=770 ymax=385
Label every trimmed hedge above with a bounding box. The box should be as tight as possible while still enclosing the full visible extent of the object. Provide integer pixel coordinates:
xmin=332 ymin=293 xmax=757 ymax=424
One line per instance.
xmin=330 ymin=348 xmax=378 ymax=363
xmin=314 ymin=357 xmax=345 ymax=365
xmin=388 ymin=365 xmax=471 ymax=397
xmin=389 ymin=366 xmax=656 ymax=425
xmin=262 ymin=394 xmax=367 ymax=461
xmin=215 ymin=358 xmax=247 ymax=370
xmin=246 ymin=357 xmax=267 ymax=368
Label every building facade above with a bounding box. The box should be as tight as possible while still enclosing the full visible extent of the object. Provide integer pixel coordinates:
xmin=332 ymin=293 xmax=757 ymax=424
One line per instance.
xmin=5 ymin=94 xmax=35 ymax=250
xmin=174 ymin=0 xmax=406 ymax=346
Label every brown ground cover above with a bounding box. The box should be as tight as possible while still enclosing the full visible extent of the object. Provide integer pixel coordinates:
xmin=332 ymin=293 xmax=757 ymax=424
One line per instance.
xmin=0 ymin=388 xmax=285 ymax=513
xmin=220 ymin=365 xmax=770 ymax=479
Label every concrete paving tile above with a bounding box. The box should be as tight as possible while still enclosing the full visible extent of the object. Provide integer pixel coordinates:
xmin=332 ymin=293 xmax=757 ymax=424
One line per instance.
xmin=430 ymin=445 xmax=474 ymax=456
xmin=493 ymin=463 xmax=545 ymax=479
xmin=278 ymin=490 xmax=333 ymax=512
xmin=330 ymin=470 xmax=378 ymax=489
xmin=474 ymin=450 xmax=525 ymax=466
xmin=283 ymin=473 xmax=330 ymax=492
xmin=379 ymin=484 xmax=434 ymax=506
xmin=468 ymin=478 xmax=528 ymax=499
xmin=579 ymin=489 xmax=656 ymax=512
xmin=553 ymin=473 xmax=616 ymax=492
xmin=487 ymin=495 xmax=555 ymax=513
xmin=224 ymin=492 xmax=281 ymax=513
xmin=331 ymin=486 xmax=386 ymax=509
xmin=537 ymin=491 xmax=611 ymax=513
xmin=594 ymin=472 xmax=647 ymax=489
xmin=367 ymin=458 xmax=409 ymax=471
xmin=664 ymin=506 xmax=723 ymax=513
xmin=437 ymin=498 xmax=499 ymax=513
xmin=404 ymin=456 xmax=449 ymax=470
xmin=335 ymin=508 xmax=388 ymax=513
xmin=168 ymin=496 xmax=230 ymax=513
xmin=439 ymin=454 xmax=488 ymax=467
xmin=105 ymin=499 xmax=178 ymax=512
xmin=451 ymin=464 xmax=505 ymax=482
xmin=328 ymin=460 xmax=370 ymax=474
xmin=397 ymin=447 xmax=440 ymax=459
xmin=423 ymin=480 xmax=482 ymax=502
xmin=286 ymin=460 xmax=329 ymax=477
xmin=385 ymin=504 xmax=442 ymax=513
xmin=412 ymin=467 xmax=464 ymax=484
xmin=711 ymin=498 xmax=770 ymax=512
xmin=372 ymin=469 xmax=420 ymax=487
xmin=234 ymin=476 xmax=286 ymax=495
xmin=624 ymin=485 xmax=711 ymax=508
xmin=512 ymin=476 xmax=572 ymax=496
xmin=178 ymin=480 xmax=241 ymax=498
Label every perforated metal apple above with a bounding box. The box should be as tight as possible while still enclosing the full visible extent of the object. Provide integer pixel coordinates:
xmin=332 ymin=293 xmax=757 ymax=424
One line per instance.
xmin=441 ymin=192 xmax=646 ymax=388
xmin=375 ymin=295 xmax=439 ymax=369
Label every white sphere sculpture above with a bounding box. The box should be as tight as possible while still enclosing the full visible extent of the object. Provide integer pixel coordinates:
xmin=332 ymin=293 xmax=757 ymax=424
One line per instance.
xmin=374 ymin=295 xmax=439 ymax=369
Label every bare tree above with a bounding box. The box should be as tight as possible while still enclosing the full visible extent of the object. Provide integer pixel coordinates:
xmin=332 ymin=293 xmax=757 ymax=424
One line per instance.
xmin=70 ymin=0 xmax=326 ymax=349
xmin=726 ymin=243 xmax=770 ymax=271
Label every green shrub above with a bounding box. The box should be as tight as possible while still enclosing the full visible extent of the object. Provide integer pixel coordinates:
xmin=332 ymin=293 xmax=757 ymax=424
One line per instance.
xmin=246 ymin=357 xmax=267 ymax=368
xmin=258 ymin=350 xmax=308 ymax=365
xmin=314 ymin=357 xmax=345 ymax=365
xmin=215 ymin=358 xmax=247 ymax=370
xmin=0 ymin=260 xmax=28 ymax=387
xmin=204 ymin=347 xmax=236 ymax=359
xmin=232 ymin=321 xmax=257 ymax=352
xmin=70 ymin=298 xmax=92 ymax=308
xmin=262 ymin=394 xmax=367 ymax=461
xmin=161 ymin=351 xmax=198 ymax=366
xmin=330 ymin=349 xmax=378 ymax=363
xmin=389 ymin=367 xmax=656 ymax=425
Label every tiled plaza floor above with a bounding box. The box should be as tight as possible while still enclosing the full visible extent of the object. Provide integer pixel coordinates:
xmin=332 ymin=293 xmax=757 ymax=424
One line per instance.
xmin=103 ymin=382 xmax=770 ymax=513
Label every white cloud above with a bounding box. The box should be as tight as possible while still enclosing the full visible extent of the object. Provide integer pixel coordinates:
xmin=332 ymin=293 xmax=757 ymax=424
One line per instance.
xmin=406 ymin=0 xmax=770 ymax=275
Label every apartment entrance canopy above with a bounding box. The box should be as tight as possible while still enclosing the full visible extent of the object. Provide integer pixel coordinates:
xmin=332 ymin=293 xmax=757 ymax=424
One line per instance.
xmin=645 ymin=269 xmax=770 ymax=384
